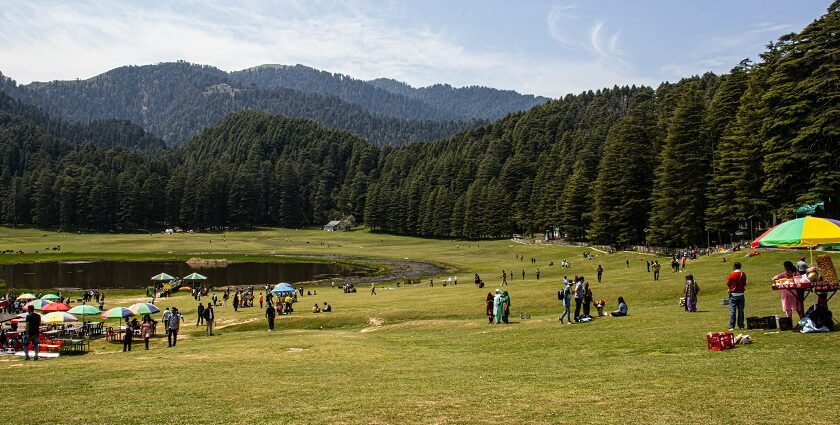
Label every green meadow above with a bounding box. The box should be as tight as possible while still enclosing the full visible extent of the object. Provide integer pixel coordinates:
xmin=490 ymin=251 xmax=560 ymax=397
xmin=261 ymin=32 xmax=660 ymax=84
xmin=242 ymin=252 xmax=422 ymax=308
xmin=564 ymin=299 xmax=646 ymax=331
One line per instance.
xmin=1 ymin=227 xmax=839 ymax=424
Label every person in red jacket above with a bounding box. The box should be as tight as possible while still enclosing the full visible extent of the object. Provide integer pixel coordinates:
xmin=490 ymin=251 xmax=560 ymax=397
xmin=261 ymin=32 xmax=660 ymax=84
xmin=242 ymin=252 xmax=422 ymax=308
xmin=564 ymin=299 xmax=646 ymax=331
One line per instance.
xmin=726 ymin=262 xmax=747 ymax=330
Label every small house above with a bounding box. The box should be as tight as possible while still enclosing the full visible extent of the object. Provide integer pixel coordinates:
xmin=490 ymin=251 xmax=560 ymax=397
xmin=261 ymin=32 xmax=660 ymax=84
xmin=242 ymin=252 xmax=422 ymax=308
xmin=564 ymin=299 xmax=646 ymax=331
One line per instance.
xmin=323 ymin=220 xmax=342 ymax=231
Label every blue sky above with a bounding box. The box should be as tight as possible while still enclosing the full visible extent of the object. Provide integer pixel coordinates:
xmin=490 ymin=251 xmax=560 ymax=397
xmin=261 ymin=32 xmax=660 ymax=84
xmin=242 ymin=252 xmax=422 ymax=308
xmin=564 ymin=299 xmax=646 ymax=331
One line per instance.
xmin=0 ymin=0 xmax=831 ymax=97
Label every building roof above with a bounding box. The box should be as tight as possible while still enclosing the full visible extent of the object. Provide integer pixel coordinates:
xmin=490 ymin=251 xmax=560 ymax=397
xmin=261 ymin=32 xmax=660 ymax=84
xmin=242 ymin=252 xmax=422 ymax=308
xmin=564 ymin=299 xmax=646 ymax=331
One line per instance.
xmin=324 ymin=220 xmax=341 ymax=227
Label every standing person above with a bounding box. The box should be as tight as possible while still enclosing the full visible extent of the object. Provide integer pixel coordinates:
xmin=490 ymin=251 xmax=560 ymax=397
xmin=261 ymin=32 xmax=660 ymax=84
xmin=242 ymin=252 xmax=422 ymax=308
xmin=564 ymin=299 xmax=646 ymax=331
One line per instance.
xmin=773 ymin=261 xmax=805 ymax=319
xmin=726 ymin=262 xmax=747 ymax=331
xmin=559 ymin=282 xmax=572 ymax=324
xmin=222 ymin=291 xmax=229 ymax=307
xmin=140 ymin=315 xmax=154 ymax=350
xmin=681 ymin=256 xmax=687 ymax=272
xmin=684 ymin=275 xmax=700 ymax=312
xmin=162 ymin=308 xmax=172 ymax=343
xmin=501 ymin=270 xmax=507 ymax=286
xmin=371 ymin=284 xmax=377 ymax=295
xmin=266 ymin=301 xmax=276 ymax=331
xmin=454 ymin=276 xmax=458 ymax=285
xmin=796 ymin=257 xmax=808 ymax=275
xmin=536 ymin=268 xmax=540 ymax=280
xmin=652 ymin=261 xmax=661 ymax=281
xmin=521 ymin=270 xmax=525 ymax=280
xmin=501 ymin=291 xmax=511 ymax=324
xmin=232 ymin=293 xmax=240 ymax=312
xmin=582 ymin=282 xmax=593 ymax=318
xmin=196 ymin=303 xmax=205 ymax=326
xmin=596 ymin=265 xmax=603 ymax=283
xmin=212 ymin=293 xmax=218 ymax=307
xmin=626 ymin=259 xmax=630 ymax=268
xmin=258 ymin=293 xmax=264 ymax=309
xmin=123 ymin=319 xmax=133 ymax=352
xmin=23 ymin=305 xmax=41 ymax=361
xmin=485 ymin=292 xmax=494 ymax=324
xmin=646 ymin=260 xmax=651 ymax=273
xmin=167 ymin=307 xmax=183 ymax=347
xmin=574 ymin=277 xmax=584 ymax=322
xmin=493 ymin=289 xmax=503 ymax=324
xmin=204 ymin=304 xmax=215 ymax=336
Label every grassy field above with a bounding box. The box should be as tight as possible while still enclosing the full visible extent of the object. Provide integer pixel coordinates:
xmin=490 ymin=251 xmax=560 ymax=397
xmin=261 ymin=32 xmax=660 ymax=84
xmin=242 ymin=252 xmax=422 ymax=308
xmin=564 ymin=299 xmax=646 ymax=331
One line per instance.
xmin=1 ymin=227 xmax=839 ymax=424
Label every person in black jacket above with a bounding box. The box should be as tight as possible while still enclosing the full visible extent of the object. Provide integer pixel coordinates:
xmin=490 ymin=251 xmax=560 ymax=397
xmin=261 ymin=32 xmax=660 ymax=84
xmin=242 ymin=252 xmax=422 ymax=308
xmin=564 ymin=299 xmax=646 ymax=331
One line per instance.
xmin=24 ymin=305 xmax=41 ymax=360
xmin=196 ymin=303 xmax=205 ymax=326
xmin=203 ymin=304 xmax=214 ymax=336
xmin=265 ymin=303 xmax=275 ymax=332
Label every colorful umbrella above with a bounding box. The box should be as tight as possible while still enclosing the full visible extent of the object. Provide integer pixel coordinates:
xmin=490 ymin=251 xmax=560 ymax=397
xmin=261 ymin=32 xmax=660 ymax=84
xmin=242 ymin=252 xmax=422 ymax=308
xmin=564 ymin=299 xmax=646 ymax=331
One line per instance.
xmin=23 ymin=299 xmax=52 ymax=310
xmin=752 ymin=217 xmax=840 ymax=248
xmin=39 ymin=302 xmax=71 ymax=312
xmin=128 ymin=303 xmax=160 ymax=315
xmin=42 ymin=311 xmax=78 ymax=324
xmin=68 ymin=305 xmax=101 ymax=316
xmin=100 ymin=307 xmax=135 ymax=319
xmin=151 ymin=273 xmax=175 ymax=281
xmin=16 ymin=293 xmax=36 ymax=301
xmin=40 ymin=294 xmax=61 ymax=300
xmin=12 ymin=312 xmax=41 ymax=322
xmin=183 ymin=272 xmax=207 ymax=280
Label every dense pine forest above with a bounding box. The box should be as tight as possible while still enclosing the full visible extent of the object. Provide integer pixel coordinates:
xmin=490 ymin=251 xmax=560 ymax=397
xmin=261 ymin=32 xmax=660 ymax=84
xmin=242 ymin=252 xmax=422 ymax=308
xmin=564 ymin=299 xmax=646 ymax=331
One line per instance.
xmin=0 ymin=2 xmax=837 ymax=247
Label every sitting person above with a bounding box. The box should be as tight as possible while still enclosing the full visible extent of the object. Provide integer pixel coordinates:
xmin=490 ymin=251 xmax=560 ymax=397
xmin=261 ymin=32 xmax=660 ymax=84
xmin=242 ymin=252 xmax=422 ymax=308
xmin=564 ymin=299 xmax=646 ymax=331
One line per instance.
xmin=311 ymin=304 xmax=321 ymax=313
xmin=322 ymin=302 xmax=332 ymax=312
xmin=610 ymin=297 xmax=628 ymax=317
xmin=805 ymin=294 xmax=834 ymax=331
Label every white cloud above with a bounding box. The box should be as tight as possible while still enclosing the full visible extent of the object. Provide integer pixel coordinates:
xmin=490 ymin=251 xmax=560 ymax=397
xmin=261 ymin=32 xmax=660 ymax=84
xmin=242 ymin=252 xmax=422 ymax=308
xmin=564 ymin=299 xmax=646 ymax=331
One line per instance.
xmin=546 ymin=3 xmax=578 ymax=44
xmin=0 ymin=0 xmax=651 ymax=98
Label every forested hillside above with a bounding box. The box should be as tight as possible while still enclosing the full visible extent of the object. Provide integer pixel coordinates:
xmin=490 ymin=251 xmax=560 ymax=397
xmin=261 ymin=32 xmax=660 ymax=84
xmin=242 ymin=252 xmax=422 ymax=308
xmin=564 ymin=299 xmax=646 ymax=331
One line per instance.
xmin=0 ymin=2 xmax=836 ymax=246
xmin=0 ymin=63 xmax=477 ymax=146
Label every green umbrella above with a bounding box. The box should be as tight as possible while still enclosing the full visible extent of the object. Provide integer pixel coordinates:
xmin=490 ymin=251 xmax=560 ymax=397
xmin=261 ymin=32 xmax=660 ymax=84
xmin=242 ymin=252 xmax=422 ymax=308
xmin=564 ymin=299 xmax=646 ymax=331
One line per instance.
xmin=151 ymin=273 xmax=175 ymax=281
xmin=68 ymin=304 xmax=102 ymax=325
xmin=183 ymin=272 xmax=207 ymax=280
xmin=40 ymin=294 xmax=61 ymax=300
xmin=128 ymin=303 xmax=160 ymax=315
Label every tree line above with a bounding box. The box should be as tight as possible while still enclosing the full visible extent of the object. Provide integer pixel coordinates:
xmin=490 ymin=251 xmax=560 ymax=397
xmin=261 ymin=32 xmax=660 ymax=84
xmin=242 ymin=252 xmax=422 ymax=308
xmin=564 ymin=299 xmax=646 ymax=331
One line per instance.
xmin=0 ymin=2 xmax=836 ymax=246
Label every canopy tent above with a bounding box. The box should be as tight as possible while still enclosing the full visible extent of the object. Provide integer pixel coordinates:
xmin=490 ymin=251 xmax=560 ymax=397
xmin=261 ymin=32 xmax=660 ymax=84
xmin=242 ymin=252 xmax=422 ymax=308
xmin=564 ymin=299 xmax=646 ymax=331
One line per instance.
xmin=271 ymin=283 xmax=296 ymax=294
xmin=151 ymin=273 xmax=175 ymax=281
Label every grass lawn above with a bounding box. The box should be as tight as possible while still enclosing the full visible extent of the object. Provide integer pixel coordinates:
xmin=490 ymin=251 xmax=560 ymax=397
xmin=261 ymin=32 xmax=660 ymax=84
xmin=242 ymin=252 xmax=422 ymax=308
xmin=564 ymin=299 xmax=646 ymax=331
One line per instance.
xmin=1 ymin=227 xmax=839 ymax=424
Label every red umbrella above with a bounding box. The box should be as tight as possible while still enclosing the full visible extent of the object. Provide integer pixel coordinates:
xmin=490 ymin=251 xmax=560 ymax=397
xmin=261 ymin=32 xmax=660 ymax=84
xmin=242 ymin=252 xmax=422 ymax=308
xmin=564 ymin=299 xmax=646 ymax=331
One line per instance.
xmin=39 ymin=302 xmax=71 ymax=312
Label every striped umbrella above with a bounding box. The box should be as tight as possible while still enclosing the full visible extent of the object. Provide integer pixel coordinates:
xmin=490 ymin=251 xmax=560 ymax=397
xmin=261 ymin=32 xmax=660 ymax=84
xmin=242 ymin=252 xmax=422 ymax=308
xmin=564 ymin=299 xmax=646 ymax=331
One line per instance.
xmin=151 ymin=273 xmax=175 ymax=281
xmin=100 ymin=307 xmax=135 ymax=320
xmin=23 ymin=299 xmax=52 ymax=310
xmin=42 ymin=311 xmax=78 ymax=324
xmin=68 ymin=305 xmax=101 ymax=323
xmin=752 ymin=216 xmax=840 ymax=248
xmin=40 ymin=294 xmax=61 ymax=300
xmin=128 ymin=303 xmax=160 ymax=316
xmin=39 ymin=302 xmax=71 ymax=312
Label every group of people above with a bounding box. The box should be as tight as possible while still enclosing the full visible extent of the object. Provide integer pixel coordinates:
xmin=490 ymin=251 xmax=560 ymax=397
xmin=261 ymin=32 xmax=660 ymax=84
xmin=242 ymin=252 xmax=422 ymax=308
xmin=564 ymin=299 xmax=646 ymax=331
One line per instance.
xmin=485 ymin=289 xmax=511 ymax=324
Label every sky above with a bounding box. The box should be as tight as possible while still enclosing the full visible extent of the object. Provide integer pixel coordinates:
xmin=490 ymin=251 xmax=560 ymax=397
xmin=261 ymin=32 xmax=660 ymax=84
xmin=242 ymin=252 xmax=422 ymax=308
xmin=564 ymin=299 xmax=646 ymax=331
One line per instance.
xmin=0 ymin=0 xmax=831 ymax=98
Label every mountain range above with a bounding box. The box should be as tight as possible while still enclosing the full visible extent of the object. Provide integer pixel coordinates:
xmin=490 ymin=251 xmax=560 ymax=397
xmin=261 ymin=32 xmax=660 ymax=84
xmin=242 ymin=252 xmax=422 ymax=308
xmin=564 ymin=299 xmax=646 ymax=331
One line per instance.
xmin=0 ymin=62 xmax=548 ymax=146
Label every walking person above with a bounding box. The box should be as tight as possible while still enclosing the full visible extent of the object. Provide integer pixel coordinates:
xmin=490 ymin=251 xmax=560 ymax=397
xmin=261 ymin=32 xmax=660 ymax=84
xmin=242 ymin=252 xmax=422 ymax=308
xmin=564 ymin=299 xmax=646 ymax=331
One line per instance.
xmin=23 ymin=305 xmax=41 ymax=361
xmin=266 ymin=301 xmax=276 ymax=331
xmin=684 ymin=275 xmax=700 ymax=312
xmin=162 ymin=307 xmax=172 ymax=344
xmin=485 ymin=292 xmax=494 ymax=324
xmin=167 ymin=307 xmax=183 ymax=347
xmin=559 ymin=282 xmax=572 ymax=324
xmin=371 ymin=284 xmax=377 ymax=295
xmin=646 ymin=260 xmax=651 ymax=273
xmin=196 ymin=303 xmax=205 ymax=326
xmin=232 ymin=293 xmax=240 ymax=312
xmin=204 ymin=304 xmax=215 ymax=336
xmin=574 ymin=277 xmax=584 ymax=321
xmin=652 ymin=261 xmax=661 ymax=281
xmin=501 ymin=270 xmax=507 ymax=286
xmin=140 ymin=315 xmax=154 ymax=350
xmin=596 ymin=265 xmax=603 ymax=283
xmin=521 ymin=270 xmax=525 ymax=280
xmin=536 ymin=268 xmax=540 ymax=280
xmin=493 ymin=289 xmax=503 ymax=324
xmin=726 ymin=262 xmax=747 ymax=331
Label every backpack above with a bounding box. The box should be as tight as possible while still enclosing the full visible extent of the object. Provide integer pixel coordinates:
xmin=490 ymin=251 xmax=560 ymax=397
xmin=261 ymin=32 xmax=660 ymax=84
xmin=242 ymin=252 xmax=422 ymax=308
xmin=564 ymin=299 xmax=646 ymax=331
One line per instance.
xmin=557 ymin=290 xmax=565 ymax=301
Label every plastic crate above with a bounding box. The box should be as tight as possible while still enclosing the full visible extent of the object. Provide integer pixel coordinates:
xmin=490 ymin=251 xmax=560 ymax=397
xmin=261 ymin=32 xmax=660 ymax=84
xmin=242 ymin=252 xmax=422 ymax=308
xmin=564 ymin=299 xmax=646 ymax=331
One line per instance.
xmin=707 ymin=332 xmax=735 ymax=351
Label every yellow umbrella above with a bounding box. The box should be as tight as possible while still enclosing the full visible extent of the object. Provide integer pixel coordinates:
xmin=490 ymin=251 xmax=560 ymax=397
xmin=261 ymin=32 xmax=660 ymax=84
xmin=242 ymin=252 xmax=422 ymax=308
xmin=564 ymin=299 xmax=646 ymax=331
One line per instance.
xmin=42 ymin=312 xmax=79 ymax=324
xmin=16 ymin=293 xmax=36 ymax=301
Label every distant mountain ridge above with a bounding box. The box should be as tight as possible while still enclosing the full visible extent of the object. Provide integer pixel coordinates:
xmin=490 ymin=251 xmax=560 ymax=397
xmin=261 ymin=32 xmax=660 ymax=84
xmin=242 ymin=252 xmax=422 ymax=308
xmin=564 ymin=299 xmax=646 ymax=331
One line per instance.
xmin=0 ymin=61 xmax=548 ymax=146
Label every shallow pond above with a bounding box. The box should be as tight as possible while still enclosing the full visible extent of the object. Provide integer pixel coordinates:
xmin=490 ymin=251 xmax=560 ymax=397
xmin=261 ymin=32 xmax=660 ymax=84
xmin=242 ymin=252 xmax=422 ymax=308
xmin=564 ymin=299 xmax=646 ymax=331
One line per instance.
xmin=0 ymin=260 xmax=362 ymax=290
